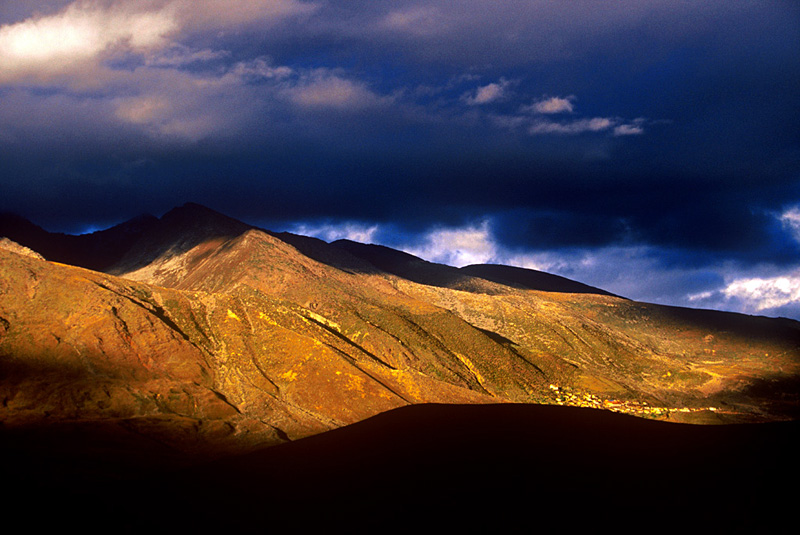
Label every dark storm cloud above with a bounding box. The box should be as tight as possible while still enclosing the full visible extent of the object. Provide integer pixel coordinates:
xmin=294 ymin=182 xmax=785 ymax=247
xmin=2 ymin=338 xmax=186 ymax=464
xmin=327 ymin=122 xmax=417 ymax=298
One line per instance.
xmin=1 ymin=1 xmax=799 ymax=316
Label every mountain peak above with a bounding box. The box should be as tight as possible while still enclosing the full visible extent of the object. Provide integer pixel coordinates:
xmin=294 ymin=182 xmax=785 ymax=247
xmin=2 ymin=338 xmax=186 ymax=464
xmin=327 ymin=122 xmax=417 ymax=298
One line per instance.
xmin=165 ymin=201 xmax=219 ymax=216
xmin=160 ymin=202 xmax=249 ymax=230
xmin=104 ymin=203 xmax=253 ymax=276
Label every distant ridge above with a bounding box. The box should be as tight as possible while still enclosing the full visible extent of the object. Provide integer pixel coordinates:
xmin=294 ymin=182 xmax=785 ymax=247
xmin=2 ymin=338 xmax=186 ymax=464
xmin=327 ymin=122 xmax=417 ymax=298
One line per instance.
xmin=1 ymin=202 xmax=618 ymax=297
xmin=330 ymin=240 xmax=617 ymax=296
xmin=0 ymin=202 xmax=250 ymax=274
xmin=460 ymin=263 xmax=619 ymax=297
xmin=0 ymin=210 xmax=159 ymax=271
xmin=331 ymin=239 xmax=486 ymax=290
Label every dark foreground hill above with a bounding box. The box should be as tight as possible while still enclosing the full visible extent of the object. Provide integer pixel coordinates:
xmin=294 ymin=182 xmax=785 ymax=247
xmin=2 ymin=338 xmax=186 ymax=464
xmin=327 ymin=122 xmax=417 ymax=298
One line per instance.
xmin=2 ymin=403 xmax=797 ymax=532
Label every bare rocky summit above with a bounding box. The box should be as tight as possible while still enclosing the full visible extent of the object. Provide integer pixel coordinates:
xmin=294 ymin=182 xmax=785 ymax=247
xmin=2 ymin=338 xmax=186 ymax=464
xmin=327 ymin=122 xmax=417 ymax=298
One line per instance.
xmin=0 ymin=237 xmax=44 ymax=260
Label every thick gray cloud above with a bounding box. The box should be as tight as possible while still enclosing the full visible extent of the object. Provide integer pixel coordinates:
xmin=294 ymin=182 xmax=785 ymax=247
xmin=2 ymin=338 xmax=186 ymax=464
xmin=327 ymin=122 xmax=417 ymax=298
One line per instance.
xmin=1 ymin=1 xmax=799 ymax=317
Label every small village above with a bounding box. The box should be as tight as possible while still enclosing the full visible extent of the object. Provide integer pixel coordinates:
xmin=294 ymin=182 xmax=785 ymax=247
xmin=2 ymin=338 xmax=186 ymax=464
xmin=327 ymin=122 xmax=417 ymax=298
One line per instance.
xmin=546 ymin=384 xmax=721 ymax=420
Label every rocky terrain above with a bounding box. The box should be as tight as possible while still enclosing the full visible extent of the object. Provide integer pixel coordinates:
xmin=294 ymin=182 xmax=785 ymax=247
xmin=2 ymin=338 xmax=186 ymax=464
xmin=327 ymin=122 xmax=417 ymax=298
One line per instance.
xmin=1 ymin=203 xmax=799 ymax=529
xmin=2 ymin=203 xmax=799 ymax=455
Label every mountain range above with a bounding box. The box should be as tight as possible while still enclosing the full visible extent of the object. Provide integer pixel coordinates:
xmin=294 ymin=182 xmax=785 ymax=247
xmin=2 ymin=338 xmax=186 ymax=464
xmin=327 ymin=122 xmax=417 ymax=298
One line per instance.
xmin=1 ymin=202 xmax=799 ymax=530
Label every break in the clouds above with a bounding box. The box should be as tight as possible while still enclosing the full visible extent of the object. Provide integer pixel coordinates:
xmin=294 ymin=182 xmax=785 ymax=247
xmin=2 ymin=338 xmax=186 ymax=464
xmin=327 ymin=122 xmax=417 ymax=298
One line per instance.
xmin=289 ymin=221 xmax=380 ymax=245
xmin=403 ymin=221 xmax=497 ymax=268
xmin=1 ymin=1 xmax=799 ymax=319
xmin=718 ymin=273 xmax=800 ymax=315
xmin=684 ymin=206 xmax=800 ymax=317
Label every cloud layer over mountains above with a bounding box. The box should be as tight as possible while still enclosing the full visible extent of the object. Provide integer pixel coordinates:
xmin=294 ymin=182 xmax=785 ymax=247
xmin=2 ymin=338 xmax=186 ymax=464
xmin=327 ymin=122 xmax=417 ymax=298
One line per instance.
xmin=1 ymin=1 xmax=799 ymax=318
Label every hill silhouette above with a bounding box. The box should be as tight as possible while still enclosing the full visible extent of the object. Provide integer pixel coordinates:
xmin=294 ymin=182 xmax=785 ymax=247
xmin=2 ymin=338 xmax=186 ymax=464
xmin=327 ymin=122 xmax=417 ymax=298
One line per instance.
xmin=461 ymin=262 xmax=618 ymax=296
xmin=2 ymin=403 xmax=797 ymax=531
xmin=0 ymin=211 xmax=159 ymax=271
xmin=0 ymin=203 xmax=620 ymax=296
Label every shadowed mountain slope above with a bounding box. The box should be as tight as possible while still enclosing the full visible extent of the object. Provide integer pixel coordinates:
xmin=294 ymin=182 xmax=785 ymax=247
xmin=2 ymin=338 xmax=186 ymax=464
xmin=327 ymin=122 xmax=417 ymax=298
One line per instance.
xmin=460 ymin=262 xmax=618 ymax=296
xmin=107 ymin=202 xmax=253 ymax=276
xmin=329 ymin=240 xmax=617 ymax=296
xmin=0 ymin=211 xmax=159 ymax=272
xmin=0 ymin=202 xmax=251 ymax=275
xmin=330 ymin=239 xmax=490 ymax=290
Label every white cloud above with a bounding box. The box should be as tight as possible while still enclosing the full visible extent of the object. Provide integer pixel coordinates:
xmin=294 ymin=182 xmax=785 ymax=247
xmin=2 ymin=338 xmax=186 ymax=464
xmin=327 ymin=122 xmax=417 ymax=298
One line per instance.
xmin=0 ymin=2 xmax=662 ymax=147
xmin=106 ymin=62 xmax=266 ymax=141
xmin=289 ymin=72 xmax=387 ymax=110
xmin=613 ymin=123 xmax=644 ymax=136
xmin=528 ymin=117 xmax=614 ymax=135
xmin=463 ymin=79 xmax=511 ymax=105
xmin=488 ymin=92 xmax=644 ymax=137
xmin=527 ymin=95 xmax=575 ymax=114
xmin=495 ymin=96 xmax=648 ymax=137
xmin=225 ymin=57 xmax=294 ymax=82
xmin=491 ymin=245 xmax=670 ymax=297
xmin=389 ymin=220 xmax=733 ymax=310
xmin=685 ymin=261 xmax=800 ymax=318
xmin=0 ymin=1 xmax=178 ymax=81
xmin=0 ymin=0 xmax=315 ymax=84
xmin=284 ymin=215 xmax=800 ymax=320
xmin=0 ymin=2 xmax=338 ymax=140
xmin=111 ymin=86 xmax=223 ymax=141
xmin=780 ymin=206 xmax=800 ymax=243
xmin=720 ymin=273 xmax=800 ymax=312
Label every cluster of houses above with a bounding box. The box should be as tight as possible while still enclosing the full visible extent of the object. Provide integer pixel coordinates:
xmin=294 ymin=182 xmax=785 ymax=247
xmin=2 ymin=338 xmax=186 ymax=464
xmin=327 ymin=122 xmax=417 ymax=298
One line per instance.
xmin=546 ymin=384 xmax=719 ymax=420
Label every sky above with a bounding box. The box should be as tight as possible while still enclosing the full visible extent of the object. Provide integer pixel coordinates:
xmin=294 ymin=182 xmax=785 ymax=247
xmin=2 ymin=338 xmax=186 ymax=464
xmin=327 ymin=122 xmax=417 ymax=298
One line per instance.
xmin=1 ymin=1 xmax=799 ymax=319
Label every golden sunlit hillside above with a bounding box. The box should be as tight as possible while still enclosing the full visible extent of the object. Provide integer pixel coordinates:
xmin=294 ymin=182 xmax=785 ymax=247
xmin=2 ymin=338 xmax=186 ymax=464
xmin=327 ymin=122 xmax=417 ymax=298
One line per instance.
xmin=2 ymin=204 xmax=798 ymax=457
